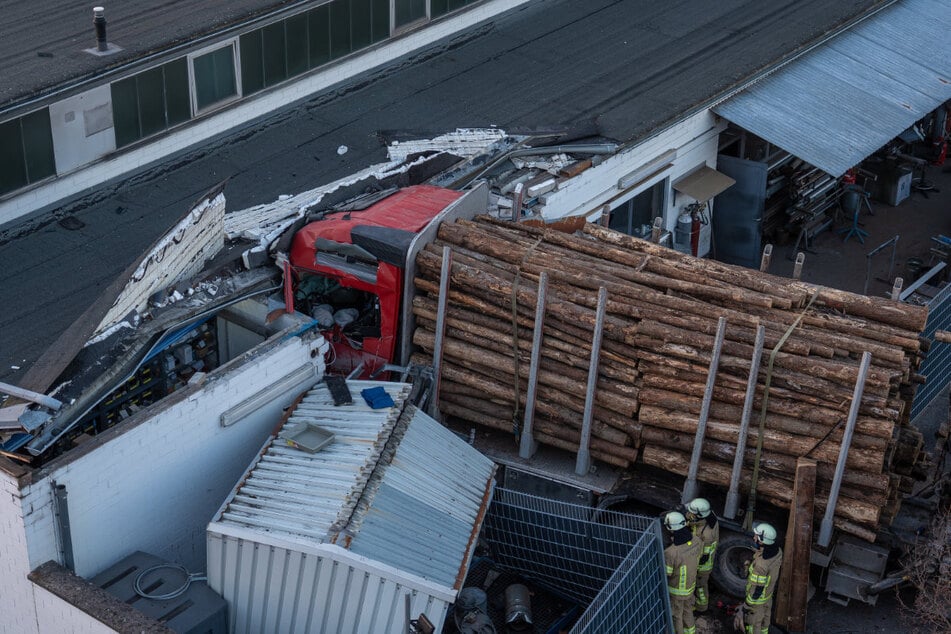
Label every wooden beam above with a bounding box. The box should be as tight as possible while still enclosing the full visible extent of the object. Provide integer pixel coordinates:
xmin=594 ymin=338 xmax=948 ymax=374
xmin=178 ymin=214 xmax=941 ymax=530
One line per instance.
xmin=775 ymin=457 xmax=817 ymax=633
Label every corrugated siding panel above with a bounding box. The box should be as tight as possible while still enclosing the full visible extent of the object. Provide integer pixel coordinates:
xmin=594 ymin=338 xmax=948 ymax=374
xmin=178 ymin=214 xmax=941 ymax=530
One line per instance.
xmin=714 ymin=0 xmax=951 ymax=177
xmin=210 ymin=381 xmax=412 ymax=542
xmin=207 ymin=534 xmax=451 ymax=634
xmin=347 ymin=406 xmax=496 ymax=588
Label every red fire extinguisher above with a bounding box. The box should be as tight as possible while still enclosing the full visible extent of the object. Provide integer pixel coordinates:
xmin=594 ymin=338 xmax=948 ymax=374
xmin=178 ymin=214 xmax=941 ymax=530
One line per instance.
xmin=689 ymin=201 xmax=709 ymax=257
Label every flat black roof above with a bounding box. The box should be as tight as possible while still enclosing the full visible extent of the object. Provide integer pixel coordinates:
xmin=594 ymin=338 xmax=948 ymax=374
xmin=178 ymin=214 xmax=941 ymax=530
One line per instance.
xmin=0 ymin=0 xmax=888 ymax=385
xmin=0 ymin=0 xmax=313 ymax=112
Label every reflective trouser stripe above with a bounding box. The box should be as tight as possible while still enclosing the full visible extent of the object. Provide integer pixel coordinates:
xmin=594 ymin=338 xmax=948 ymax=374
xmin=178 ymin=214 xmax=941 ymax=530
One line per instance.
xmin=696 ymin=587 xmax=707 ymax=607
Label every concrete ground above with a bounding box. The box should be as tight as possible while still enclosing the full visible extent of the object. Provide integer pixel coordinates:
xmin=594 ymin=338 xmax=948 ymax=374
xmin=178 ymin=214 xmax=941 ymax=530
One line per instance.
xmin=767 ymin=161 xmax=951 ymax=296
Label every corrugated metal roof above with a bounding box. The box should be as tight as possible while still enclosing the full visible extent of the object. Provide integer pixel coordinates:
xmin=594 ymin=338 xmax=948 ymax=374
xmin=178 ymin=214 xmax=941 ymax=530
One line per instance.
xmin=346 ymin=405 xmax=496 ymax=589
xmin=215 ymin=381 xmax=413 ymax=540
xmin=714 ymin=0 xmax=951 ymax=177
xmin=212 ymin=380 xmax=496 ymax=591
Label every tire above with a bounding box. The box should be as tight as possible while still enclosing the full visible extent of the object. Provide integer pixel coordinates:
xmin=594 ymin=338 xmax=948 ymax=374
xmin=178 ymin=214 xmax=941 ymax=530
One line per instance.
xmin=711 ymin=532 xmax=757 ymax=599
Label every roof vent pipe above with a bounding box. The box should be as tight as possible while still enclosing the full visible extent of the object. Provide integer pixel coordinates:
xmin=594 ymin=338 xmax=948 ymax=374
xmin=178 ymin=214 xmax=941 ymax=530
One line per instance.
xmin=93 ymin=7 xmax=107 ymax=52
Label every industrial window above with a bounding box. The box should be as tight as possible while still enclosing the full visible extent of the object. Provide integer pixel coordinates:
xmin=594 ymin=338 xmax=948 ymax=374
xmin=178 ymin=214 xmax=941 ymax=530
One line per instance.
xmin=330 ymin=0 xmax=353 ymax=59
xmin=308 ymin=5 xmax=331 ymax=68
xmin=111 ymin=58 xmax=191 ymax=148
xmin=431 ymin=0 xmax=473 ymax=17
xmin=0 ymin=109 xmax=56 ymax=195
xmin=394 ymin=0 xmax=427 ymax=29
xmin=192 ymin=43 xmax=239 ymax=112
xmin=609 ymin=179 xmax=667 ymax=238
xmin=286 ymin=13 xmax=309 ymax=77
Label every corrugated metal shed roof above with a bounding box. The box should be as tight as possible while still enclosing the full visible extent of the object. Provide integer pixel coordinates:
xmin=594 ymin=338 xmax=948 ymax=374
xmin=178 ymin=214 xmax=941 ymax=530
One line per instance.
xmin=346 ymin=405 xmax=496 ymax=589
xmin=215 ymin=381 xmax=413 ymax=541
xmin=212 ymin=379 xmax=496 ymax=591
xmin=714 ymin=0 xmax=951 ymax=177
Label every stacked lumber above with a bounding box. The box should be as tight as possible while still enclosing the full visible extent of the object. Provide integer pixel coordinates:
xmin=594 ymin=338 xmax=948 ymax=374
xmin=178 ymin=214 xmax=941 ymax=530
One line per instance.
xmin=411 ymin=216 xmax=930 ymax=538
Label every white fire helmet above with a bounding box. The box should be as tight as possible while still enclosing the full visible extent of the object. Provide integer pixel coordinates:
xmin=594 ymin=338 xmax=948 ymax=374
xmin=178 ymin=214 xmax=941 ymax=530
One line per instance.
xmin=753 ymin=522 xmax=777 ymax=546
xmin=664 ymin=511 xmax=687 ymax=531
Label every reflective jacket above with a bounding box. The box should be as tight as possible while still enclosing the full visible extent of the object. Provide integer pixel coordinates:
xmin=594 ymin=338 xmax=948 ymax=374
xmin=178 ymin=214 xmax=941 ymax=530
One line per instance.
xmin=746 ymin=547 xmax=783 ymax=605
xmin=665 ymin=538 xmax=703 ymax=596
xmin=692 ymin=518 xmax=719 ymax=573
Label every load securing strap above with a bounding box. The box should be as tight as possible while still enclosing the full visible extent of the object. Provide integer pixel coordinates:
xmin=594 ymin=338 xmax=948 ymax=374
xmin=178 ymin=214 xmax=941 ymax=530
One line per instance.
xmin=745 ymin=290 xmax=820 ymax=530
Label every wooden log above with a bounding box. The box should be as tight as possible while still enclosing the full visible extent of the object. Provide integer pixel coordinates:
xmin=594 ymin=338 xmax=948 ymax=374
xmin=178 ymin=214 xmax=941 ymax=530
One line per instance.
xmin=638 ymin=405 xmax=886 ymax=472
xmin=420 ymin=354 xmax=640 ymax=442
xmin=639 ymin=374 xmax=898 ymax=430
xmin=441 ymin=378 xmax=633 ymax=446
xmin=579 ymin=222 xmax=927 ymax=332
xmin=414 ymin=329 xmax=639 ymax=421
xmin=413 ymin=309 xmax=640 ymax=383
xmin=641 ymin=445 xmax=880 ymax=527
xmin=637 ymin=426 xmax=887 ymax=503
xmin=440 ymin=392 xmax=638 ymax=462
xmin=416 ymin=248 xmax=640 ymax=344
xmin=637 ymin=387 xmax=893 ymax=446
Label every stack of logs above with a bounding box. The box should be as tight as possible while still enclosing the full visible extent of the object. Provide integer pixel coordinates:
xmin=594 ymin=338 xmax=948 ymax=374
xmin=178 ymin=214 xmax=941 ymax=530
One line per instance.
xmin=411 ymin=216 xmax=930 ymax=540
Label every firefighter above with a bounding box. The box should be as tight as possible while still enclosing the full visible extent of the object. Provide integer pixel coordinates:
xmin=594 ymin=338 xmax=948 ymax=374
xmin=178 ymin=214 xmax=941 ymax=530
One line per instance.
xmin=685 ymin=497 xmax=718 ymax=613
xmin=663 ymin=511 xmax=703 ymax=634
xmin=745 ymin=522 xmax=783 ymax=634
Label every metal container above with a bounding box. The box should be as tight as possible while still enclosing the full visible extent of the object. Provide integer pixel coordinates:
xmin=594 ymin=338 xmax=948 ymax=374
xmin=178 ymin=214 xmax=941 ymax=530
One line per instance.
xmin=675 ymin=212 xmax=692 ymax=246
xmin=504 ymin=584 xmax=533 ymax=631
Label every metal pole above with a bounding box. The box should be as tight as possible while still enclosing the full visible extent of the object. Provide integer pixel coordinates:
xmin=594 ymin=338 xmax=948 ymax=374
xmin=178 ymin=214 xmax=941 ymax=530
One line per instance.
xmin=817 ymin=351 xmax=871 ymax=548
xmin=891 ymin=277 xmax=904 ymax=301
xmin=520 ymin=272 xmax=549 ymax=459
xmin=576 ymin=287 xmax=608 ymax=476
xmin=683 ymin=316 xmax=727 ymax=503
xmin=0 ymin=381 xmax=63 ymax=411
xmin=52 ymin=482 xmax=75 ymax=571
xmin=724 ymin=325 xmax=765 ymax=519
xmin=429 ymin=246 xmax=452 ymax=418
xmin=793 ymin=252 xmax=805 ymax=280
xmin=760 ymin=244 xmax=773 ymax=272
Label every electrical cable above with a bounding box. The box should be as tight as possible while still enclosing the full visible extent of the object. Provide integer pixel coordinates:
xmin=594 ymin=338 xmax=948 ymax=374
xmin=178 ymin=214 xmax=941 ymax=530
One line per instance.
xmin=133 ymin=563 xmax=207 ymax=601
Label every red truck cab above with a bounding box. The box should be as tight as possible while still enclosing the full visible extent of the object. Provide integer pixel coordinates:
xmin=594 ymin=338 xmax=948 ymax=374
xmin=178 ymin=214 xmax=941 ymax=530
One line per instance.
xmin=289 ymin=185 xmax=464 ymax=377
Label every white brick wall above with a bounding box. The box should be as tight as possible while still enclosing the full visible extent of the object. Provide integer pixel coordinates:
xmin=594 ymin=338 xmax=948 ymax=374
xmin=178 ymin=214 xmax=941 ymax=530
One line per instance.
xmin=22 ymin=334 xmax=327 ymax=580
xmin=32 ymin=586 xmax=116 ymax=634
xmin=0 ymin=0 xmax=532 ymax=227
xmin=0 ymin=474 xmax=40 ymax=634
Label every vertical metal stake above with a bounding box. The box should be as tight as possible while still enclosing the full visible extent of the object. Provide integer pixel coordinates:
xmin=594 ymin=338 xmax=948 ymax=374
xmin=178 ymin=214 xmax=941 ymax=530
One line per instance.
xmin=429 ymin=246 xmax=453 ymax=418
xmin=760 ymin=244 xmax=773 ymax=272
xmin=52 ymin=482 xmax=75 ymax=571
xmin=793 ymin=252 xmax=806 ymax=280
xmin=520 ymin=272 xmax=549 ymax=459
xmin=576 ymin=287 xmax=608 ymax=475
xmin=512 ymin=183 xmax=524 ymax=221
xmin=724 ymin=325 xmax=765 ymax=519
xmin=683 ymin=316 xmax=728 ymax=503
xmin=817 ymin=351 xmax=871 ymax=548
xmin=891 ymin=277 xmax=904 ymax=301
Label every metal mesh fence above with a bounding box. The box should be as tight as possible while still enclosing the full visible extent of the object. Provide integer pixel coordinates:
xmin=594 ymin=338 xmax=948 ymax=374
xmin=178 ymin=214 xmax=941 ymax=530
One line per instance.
xmin=479 ymin=488 xmax=670 ymax=633
xmin=569 ymin=525 xmax=671 ymax=634
xmin=909 ymin=283 xmax=951 ymax=421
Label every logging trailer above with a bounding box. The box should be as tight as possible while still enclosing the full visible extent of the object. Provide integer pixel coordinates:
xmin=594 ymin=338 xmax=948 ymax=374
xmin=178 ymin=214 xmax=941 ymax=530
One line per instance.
xmin=280 ymin=181 xmax=948 ymax=625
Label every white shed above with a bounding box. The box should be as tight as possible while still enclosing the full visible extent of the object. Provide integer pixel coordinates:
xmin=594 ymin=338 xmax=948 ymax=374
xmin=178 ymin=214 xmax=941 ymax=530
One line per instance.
xmin=206 ymin=380 xmax=497 ymax=634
